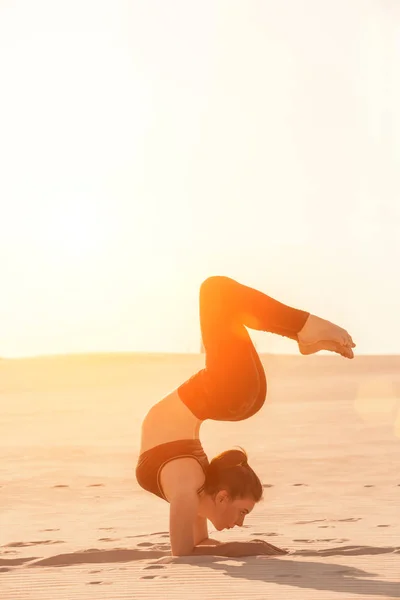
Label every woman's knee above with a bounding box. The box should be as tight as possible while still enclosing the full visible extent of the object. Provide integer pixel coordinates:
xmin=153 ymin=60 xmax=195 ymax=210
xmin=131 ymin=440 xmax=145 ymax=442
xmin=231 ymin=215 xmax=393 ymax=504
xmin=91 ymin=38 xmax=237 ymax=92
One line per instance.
xmin=200 ymin=276 xmax=232 ymax=298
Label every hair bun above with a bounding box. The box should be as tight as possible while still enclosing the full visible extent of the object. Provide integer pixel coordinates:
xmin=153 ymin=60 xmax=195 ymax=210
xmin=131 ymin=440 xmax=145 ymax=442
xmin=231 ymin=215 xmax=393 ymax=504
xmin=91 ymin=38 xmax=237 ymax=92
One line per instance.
xmin=204 ymin=446 xmax=263 ymax=502
xmin=209 ymin=447 xmax=248 ymax=470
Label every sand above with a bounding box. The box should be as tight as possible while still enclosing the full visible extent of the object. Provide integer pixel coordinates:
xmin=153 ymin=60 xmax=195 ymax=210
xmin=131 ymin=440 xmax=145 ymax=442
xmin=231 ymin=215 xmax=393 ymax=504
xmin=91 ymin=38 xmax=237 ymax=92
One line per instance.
xmin=1 ymin=352 xmax=399 ymax=599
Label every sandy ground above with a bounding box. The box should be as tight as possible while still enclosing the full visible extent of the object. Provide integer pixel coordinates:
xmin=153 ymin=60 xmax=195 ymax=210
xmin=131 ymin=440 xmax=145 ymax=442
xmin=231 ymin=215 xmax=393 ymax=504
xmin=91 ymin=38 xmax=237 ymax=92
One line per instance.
xmin=1 ymin=352 xmax=399 ymax=599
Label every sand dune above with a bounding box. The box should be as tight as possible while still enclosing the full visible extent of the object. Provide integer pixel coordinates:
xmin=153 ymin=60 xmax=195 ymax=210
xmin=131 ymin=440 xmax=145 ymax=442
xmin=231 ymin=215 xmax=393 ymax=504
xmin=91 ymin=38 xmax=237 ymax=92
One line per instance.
xmin=1 ymin=353 xmax=399 ymax=599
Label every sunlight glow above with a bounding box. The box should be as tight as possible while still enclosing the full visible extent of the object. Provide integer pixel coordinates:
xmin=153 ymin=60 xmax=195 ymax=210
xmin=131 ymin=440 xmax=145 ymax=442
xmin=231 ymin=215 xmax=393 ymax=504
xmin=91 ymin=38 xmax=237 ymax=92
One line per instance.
xmin=35 ymin=193 xmax=101 ymax=260
xmin=0 ymin=1 xmax=399 ymax=357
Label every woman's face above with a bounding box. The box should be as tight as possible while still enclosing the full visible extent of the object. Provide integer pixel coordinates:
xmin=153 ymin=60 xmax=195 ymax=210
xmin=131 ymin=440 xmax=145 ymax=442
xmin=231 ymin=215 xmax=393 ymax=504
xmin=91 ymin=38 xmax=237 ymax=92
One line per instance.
xmin=210 ymin=490 xmax=256 ymax=531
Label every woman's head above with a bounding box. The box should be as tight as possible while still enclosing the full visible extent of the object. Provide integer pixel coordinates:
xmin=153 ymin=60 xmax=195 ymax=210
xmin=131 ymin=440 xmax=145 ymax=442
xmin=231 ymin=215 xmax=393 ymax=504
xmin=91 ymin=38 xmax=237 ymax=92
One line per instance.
xmin=202 ymin=447 xmax=263 ymax=531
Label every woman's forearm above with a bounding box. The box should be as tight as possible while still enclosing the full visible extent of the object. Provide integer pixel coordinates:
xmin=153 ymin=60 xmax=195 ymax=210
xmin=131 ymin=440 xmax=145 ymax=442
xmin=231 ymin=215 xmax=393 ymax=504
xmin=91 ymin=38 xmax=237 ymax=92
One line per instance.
xmin=191 ymin=541 xmax=261 ymax=557
xmin=196 ymin=537 xmax=221 ymax=546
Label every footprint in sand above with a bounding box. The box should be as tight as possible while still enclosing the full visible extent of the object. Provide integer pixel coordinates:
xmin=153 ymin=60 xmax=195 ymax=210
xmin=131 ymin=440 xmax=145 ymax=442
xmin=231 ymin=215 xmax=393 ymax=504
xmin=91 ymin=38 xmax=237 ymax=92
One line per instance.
xmin=137 ymin=542 xmax=156 ymax=548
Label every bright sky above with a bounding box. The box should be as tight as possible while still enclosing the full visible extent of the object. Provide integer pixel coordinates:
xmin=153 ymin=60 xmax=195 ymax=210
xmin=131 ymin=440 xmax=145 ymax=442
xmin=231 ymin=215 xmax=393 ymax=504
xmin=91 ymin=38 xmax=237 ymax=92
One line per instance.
xmin=0 ymin=0 xmax=399 ymax=358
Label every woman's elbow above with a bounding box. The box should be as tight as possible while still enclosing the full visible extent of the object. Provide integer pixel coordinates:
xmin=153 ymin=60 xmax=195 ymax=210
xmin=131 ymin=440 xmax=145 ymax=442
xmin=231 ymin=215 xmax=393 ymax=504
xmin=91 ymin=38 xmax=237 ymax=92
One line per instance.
xmin=171 ymin=546 xmax=194 ymax=558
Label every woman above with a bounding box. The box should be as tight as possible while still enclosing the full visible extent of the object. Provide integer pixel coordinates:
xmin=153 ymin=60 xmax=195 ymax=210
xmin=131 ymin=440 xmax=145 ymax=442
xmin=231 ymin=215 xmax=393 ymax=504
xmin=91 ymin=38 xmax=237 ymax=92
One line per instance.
xmin=136 ymin=276 xmax=355 ymax=557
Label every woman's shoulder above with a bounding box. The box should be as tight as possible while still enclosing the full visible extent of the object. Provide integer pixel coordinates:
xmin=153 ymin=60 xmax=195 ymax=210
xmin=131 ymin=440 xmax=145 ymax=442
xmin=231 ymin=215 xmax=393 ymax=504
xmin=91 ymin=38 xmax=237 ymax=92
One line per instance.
xmin=159 ymin=456 xmax=206 ymax=502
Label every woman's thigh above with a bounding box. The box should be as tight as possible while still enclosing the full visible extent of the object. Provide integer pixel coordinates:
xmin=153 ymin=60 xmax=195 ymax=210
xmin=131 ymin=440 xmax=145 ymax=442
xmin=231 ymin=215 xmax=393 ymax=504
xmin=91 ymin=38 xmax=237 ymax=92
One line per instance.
xmin=199 ymin=276 xmax=266 ymax=413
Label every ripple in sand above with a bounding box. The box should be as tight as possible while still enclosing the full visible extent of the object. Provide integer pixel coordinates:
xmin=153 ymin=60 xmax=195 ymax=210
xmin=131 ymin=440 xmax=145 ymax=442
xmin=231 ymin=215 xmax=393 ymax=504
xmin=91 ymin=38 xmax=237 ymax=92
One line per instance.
xmin=317 ymin=538 xmax=349 ymax=543
xmin=295 ymin=544 xmax=400 ymax=557
xmin=293 ymin=538 xmax=349 ymax=544
xmin=0 ymin=557 xmax=39 ymax=566
xmin=126 ymin=531 xmax=169 ymax=539
xmin=4 ymin=540 xmax=64 ymax=548
xmin=295 ymin=519 xmax=326 ymax=524
xmin=28 ymin=547 xmax=168 ymax=567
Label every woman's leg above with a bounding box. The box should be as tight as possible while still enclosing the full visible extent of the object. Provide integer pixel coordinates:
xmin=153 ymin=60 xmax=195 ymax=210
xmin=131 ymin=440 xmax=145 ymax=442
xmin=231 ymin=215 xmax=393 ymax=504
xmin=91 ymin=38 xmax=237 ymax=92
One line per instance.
xmin=178 ymin=276 xmax=310 ymax=422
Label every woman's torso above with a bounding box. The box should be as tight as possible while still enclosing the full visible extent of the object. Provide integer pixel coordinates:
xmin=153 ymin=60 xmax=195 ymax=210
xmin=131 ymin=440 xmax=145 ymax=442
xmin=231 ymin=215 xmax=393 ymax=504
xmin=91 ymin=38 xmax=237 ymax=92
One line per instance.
xmin=139 ymin=388 xmax=203 ymax=454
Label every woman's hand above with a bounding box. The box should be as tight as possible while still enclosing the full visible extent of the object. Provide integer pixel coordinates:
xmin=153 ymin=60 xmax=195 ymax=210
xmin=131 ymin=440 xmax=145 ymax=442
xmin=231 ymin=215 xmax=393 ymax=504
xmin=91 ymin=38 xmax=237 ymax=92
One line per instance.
xmin=211 ymin=540 xmax=288 ymax=558
xmin=249 ymin=539 xmax=288 ymax=556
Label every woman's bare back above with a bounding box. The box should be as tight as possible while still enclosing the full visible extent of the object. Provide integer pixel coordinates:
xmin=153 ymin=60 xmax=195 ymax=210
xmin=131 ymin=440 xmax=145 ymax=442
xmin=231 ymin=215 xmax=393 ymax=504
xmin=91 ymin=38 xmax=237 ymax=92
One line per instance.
xmin=139 ymin=388 xmax=203 ymax=454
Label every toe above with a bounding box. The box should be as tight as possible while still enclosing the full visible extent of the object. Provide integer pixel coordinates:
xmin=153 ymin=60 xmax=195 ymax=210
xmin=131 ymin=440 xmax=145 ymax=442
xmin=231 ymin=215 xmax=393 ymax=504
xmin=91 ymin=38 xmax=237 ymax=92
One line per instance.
xmin=345 ymin=337 xmax=356 ymax=349
xmin=344 ymin=347 xmax=354 ymax=359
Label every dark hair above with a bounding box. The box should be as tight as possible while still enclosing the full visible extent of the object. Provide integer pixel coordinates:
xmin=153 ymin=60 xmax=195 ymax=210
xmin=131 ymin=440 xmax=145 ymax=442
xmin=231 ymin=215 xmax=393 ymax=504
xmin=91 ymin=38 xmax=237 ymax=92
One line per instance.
xmin=203 ymin=447 xmax=263 ymax=502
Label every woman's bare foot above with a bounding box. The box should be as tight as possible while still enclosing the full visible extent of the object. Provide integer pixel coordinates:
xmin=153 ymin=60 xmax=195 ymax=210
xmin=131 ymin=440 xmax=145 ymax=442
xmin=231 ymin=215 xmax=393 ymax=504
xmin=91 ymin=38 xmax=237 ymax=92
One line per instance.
xmin=298 ymin=339 xmax=354 ymax=359
xmin=297 ymin=314 xmax=355 ymax=359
